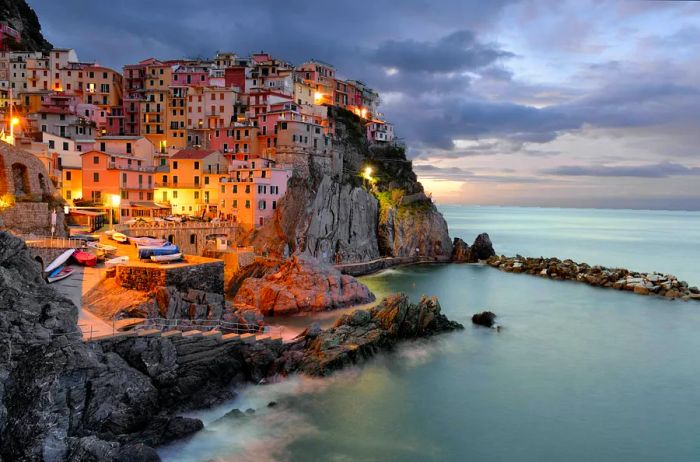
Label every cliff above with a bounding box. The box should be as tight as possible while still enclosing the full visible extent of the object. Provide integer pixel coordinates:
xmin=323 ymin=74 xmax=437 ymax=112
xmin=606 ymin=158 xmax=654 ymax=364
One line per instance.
xmin=249 ymin=107 xmax=452 ymax=265
xmin=0 ymin=0 xmax=52 ymax=52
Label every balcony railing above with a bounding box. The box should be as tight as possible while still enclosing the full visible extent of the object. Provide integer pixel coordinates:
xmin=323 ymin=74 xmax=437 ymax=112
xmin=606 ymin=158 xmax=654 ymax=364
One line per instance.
xmin=154 ymin=182 xmax=202 ymax=189
xmin=108 ymin=162 xmax=155 ymax=172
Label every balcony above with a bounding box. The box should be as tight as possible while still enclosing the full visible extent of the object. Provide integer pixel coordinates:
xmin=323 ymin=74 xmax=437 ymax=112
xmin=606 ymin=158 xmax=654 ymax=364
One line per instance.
xmin=108 ymin=162 xmax=155 ymax=172
xmin=154 ymin=182 xmax=203 ymax=189
xmin=121 ymin=183 xmax=153 ymax=191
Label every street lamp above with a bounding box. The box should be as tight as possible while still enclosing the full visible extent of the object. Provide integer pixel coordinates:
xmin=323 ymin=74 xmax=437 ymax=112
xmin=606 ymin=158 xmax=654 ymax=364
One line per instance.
xmin=362 ymin=166 xmax=373 ymax=181
xmin=110 ymin=194 xmax=121 ymax=230
xmin=9 ymin=116 xmax=19 ymax=144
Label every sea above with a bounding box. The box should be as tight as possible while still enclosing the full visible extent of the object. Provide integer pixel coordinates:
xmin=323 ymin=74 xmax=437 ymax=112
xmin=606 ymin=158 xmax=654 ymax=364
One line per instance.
xmin=158 ymin=206 xmax=700 ymax=462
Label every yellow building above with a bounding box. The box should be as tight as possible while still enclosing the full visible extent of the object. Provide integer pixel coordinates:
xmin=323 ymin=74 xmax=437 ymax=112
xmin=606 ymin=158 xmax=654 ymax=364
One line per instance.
xmin=141 ymin=62 xmax=174 ymax=149
xmin=61 ymin=167 xmax=82 ymax=204
xmin=154 ymin=148 xmax=227 ymax=217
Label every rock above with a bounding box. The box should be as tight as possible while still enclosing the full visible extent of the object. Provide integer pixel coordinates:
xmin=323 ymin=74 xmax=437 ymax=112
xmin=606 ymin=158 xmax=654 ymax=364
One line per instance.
xmin=267 ymin=401 xmax=278 ymax=408
xmin=471 ymin=311 xmax=497 ymax=328
xmin=471 ymin=233 xmax=496 ymax=261
xmin=690 ymin=286 xmax=699 ymax=294
xmin=233 ymin=255 xmax=375 ymax=315
xmin=451 ymin=237 xmax=473 ymax=262
xmin=634 ymin=285 xmax=650 ymax=295
xmin=274 ymin=294 xmax=463 ymax=376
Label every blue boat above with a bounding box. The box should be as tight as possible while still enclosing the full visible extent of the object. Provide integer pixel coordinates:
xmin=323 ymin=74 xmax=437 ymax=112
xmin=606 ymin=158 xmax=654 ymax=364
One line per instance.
xmin=137 ymin=243 xmax=180 ymax=260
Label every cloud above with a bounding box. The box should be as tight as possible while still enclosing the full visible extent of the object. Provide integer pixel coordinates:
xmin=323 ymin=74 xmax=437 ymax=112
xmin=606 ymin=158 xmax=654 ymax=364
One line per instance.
xmin=414 ymin=164 xmax=552 ymax=184
xmin=543 ymin=162 xmax=700 ymax=178
xmin=368 ymin=30 xmax=513 ymax=74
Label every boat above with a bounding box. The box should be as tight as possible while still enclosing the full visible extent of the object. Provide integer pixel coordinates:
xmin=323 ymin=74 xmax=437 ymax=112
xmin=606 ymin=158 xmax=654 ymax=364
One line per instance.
xmin=72 ymin=249 xmax=98 ymax=267
xmin=71 ymin=234 xmax=99 ymax=242
xmin=105 ymin=256 xmax=129 ymax=267
xmin=44 ymin=249 xmax=75 ymax=273
xmin=104 ymin=229 xmax=116 ymax=237
xmin=138 ymin=243 xmax=180 ymax=260
xmin=150 ymin=252 xmax=182 ymax=263
xmin=87 ymin=242 xmax=118 ymax=255
xmin=111 ymin=232 xmax=128 ymax=243
xmin=130 ymin=236 xmax=167 ymax=247
xmin=47 ymin=266 xmax=74 ymax=283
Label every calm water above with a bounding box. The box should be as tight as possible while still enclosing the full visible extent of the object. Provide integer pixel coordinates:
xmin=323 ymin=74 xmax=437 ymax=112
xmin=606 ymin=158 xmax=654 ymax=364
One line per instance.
xmin=159 ymin=206 xmax=700 ymax=462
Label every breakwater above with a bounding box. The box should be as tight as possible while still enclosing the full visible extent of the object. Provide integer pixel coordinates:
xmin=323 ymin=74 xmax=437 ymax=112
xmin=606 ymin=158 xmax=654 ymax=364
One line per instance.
xmin=487 ymin=255 xmax=700 ymax=301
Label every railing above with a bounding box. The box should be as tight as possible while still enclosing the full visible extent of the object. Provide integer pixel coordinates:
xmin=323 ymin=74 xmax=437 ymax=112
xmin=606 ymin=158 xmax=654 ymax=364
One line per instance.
xmin=108 ymin=162 xmax=156 ymax=173
xmin=125 ymin=221 xmax=240 ymax=230
xmin=137 ymin=317 xmax=283 ymax=336
xmin=24 ymin=236 xmax=86 ymax=249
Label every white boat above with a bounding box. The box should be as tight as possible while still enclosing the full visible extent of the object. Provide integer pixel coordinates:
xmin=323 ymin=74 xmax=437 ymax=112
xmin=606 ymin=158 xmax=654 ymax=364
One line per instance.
xmin=47 ymin=266 xmax=74 ymax=283
xmin=105 ymin=256 xmax=129 ymax=267
xmin=112 ymin=232 xmax=128 ymax=243
xmin=87 ymin=242 xmax=118 ymax=254
xmin=44 ymin=249 xmax=75 ymax=273
xmin=130 ymin=236 xmax=167 ymax=247
xmin=150 ymin=252 xmax=182 ymax=263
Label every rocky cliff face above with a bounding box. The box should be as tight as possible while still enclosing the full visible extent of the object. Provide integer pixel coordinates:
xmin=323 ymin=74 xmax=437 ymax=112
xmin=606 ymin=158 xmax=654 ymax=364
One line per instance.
xmin=249 ymin=107 xmax=452 ymax=264
xmin=0 ymin=0 xmax=53 ymax=52
xmin=0 ymin=232 xmax=167 ymax=460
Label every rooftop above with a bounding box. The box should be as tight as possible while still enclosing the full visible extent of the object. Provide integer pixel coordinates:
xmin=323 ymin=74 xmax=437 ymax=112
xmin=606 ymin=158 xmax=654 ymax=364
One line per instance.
xmin=171 ymin=149 xmax=218 ymax=160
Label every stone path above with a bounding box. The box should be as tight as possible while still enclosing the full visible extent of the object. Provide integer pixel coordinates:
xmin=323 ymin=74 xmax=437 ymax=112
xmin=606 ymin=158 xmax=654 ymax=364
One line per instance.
xmin=52 ymin=263 xmax=116 ymax=340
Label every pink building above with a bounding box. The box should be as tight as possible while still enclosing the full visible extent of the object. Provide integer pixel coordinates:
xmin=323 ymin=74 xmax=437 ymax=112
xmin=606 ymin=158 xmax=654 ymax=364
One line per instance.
xmin=219 ymin=155 xmax=291 ymax=226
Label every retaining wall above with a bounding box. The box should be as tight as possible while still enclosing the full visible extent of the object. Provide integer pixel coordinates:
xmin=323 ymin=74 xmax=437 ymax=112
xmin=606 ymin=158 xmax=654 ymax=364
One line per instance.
xmin=116 ymin=258 xmax=224 ymax=293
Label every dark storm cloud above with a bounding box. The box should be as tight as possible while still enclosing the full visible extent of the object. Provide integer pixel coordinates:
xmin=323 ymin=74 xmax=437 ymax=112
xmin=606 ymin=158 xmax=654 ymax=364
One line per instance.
xmin=368 ymin=30 xmax=513 ymax=73
xmin=543 ymin=162 xmax=700 ymax=178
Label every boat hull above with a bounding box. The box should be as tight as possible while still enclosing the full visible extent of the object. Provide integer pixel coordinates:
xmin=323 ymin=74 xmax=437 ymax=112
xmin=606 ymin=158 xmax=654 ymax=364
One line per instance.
xmin=44 ymin=249 xmax=76 ymax=273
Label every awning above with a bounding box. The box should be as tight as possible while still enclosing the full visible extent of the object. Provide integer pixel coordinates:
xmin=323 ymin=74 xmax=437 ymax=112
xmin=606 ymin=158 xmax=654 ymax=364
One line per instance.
xmin=128 ymin=201 xmax=171 ymax=210
xmin=69 ymin=210 xmax=105 ymax=217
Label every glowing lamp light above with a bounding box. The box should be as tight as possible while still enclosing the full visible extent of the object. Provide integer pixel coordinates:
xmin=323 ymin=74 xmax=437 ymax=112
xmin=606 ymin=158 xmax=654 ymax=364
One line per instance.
xmin=111 ymin=194 xmax=121 ymax=207
xmin=314 ymin=91 xmax=323 ymax=102
xmin=10 ymin=117 xmax=19 ymax=126
xmin=362 ymin=166 xmax=374 ymax=181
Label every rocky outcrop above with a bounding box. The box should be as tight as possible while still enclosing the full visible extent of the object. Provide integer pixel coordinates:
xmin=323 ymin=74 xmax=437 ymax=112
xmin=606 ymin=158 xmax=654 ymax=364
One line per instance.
xmin=472 ymin=311 xmax=497 ymax=327
xmin=451 ymin=233 xmax=496 ymax=263
xmin=271 ymin=294 xmax=464 ymax=376
xmin=0 ymin=0 xmax=53 ymax=52
xmin=0 ymin=231 xmax=179 ymax=460
xmin=378 ymin=198 xmax=452 ymax=259
xmin=488 ymin=255 xmax=700 ymax=301
xmin=233 ymin=255 xmax=375 ymax=315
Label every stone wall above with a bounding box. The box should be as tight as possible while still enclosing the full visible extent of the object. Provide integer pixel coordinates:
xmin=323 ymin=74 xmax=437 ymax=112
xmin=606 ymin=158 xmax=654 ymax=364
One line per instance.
xmin=116 ymin=259 xmax=224 ymax=294
xmin=0 ymin=140 xmax=55 ymax=198
xmin=123 ymin=222 xmax=240 ymax=256
xmin=0 ymin=202 xmax=67 ymax=236
xmin=203 ymin=249 xmax=255 ymax=288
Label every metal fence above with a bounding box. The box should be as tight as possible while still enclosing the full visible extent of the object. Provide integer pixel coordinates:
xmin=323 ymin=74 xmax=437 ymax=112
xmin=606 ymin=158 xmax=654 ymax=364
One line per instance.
xmin=138 ymin=317 xmax=283 ymax=337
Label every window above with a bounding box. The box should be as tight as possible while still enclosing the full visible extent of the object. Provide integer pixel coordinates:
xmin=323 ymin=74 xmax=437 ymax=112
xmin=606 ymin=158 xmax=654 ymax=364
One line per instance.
xmin=272 ymin=200 xmax=277 ymax=209
xmin=173 ymin=175 xmax=178 ymax=184
xmin=93 ymin=172 xmax=99 ymax=182
xmin=259 ymin=200 xmax=266 ymax=210
xmin=194 ymin=161 xmax=199 ymax=169
xmin=48 ymin=140 xmax=55 ymax=149
xmin=100 ymin=142 xmax=105 ymax=151
xmin=204 ymin=176 xmax=209 ymax=185
xmin=221 ymin=185 xmax=225 ymax=193
xmin=66 ymin=190 xmax=71 ymax=199
xmin=93 ymin=156 xmax=99 ymax=165
xmin=173 ymin=191 xmax=178 ymax=198
xmin=126 ymin=143 xmax=131 ymax=153
xmin=194 ymin=191 xmax=199 ymax=199
xmin=233 ymin=199 xmax=238 ymax=208
xmin=66 ymin=171 xmax=72 ymax=181
xmin=233 ymin=185 xmax=237 ymax=193
xmin=173 ymin=161 xmax=178 ymax=170
xmin=62 ymin=142 xmax=68 ymax=151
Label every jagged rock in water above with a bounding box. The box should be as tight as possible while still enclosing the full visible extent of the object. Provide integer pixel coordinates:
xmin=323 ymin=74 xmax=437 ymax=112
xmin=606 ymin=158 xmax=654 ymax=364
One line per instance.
xmin=233 ymin=255 xmax=375 ymax=315
xmin=378 ymin=201 xmax=452 ymax=258
xmin=273 ymin=294 xmax=463 ymax=376
xmin=451 ymin=237 xmax=472 ymax=262
xmin=471 ymin=233 xmax=496 ymax=260
xmin=472 ymin=311 xmax=497 ymax=328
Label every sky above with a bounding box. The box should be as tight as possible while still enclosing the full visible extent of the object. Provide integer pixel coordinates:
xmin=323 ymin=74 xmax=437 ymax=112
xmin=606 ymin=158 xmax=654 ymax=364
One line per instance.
xmin=29 ymin=0 xmax=700 ymax=210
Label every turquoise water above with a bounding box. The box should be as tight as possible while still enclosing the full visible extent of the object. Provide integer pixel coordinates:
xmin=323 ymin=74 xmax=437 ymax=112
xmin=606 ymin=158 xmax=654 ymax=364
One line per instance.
xmin=159 ymin=206 xmax=700 ymax=462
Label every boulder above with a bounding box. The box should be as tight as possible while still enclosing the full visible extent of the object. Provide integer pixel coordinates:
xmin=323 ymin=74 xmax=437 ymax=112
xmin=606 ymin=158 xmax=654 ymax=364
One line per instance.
xmin=233 ymin=255 xmax=375 ymax=315
xmin=471 ymin=233 xmax=496 ymax=260
xmin=471 ymin=311 xmax=497 ymax=328
xmin=451 ymin=237 xmax=473 ymax=263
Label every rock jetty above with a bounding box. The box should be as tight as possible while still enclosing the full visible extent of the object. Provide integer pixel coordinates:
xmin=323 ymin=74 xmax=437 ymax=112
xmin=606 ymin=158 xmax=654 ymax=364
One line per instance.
xmin=233 ymin=255 xmax=375 ymax=315
xmin=271 ymin=293 xmax=464 ymax=376
xmin=451 ymin=233 xmax=496 ymax=263
xmin=487 ymin=255 xmax=700 ymax=301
